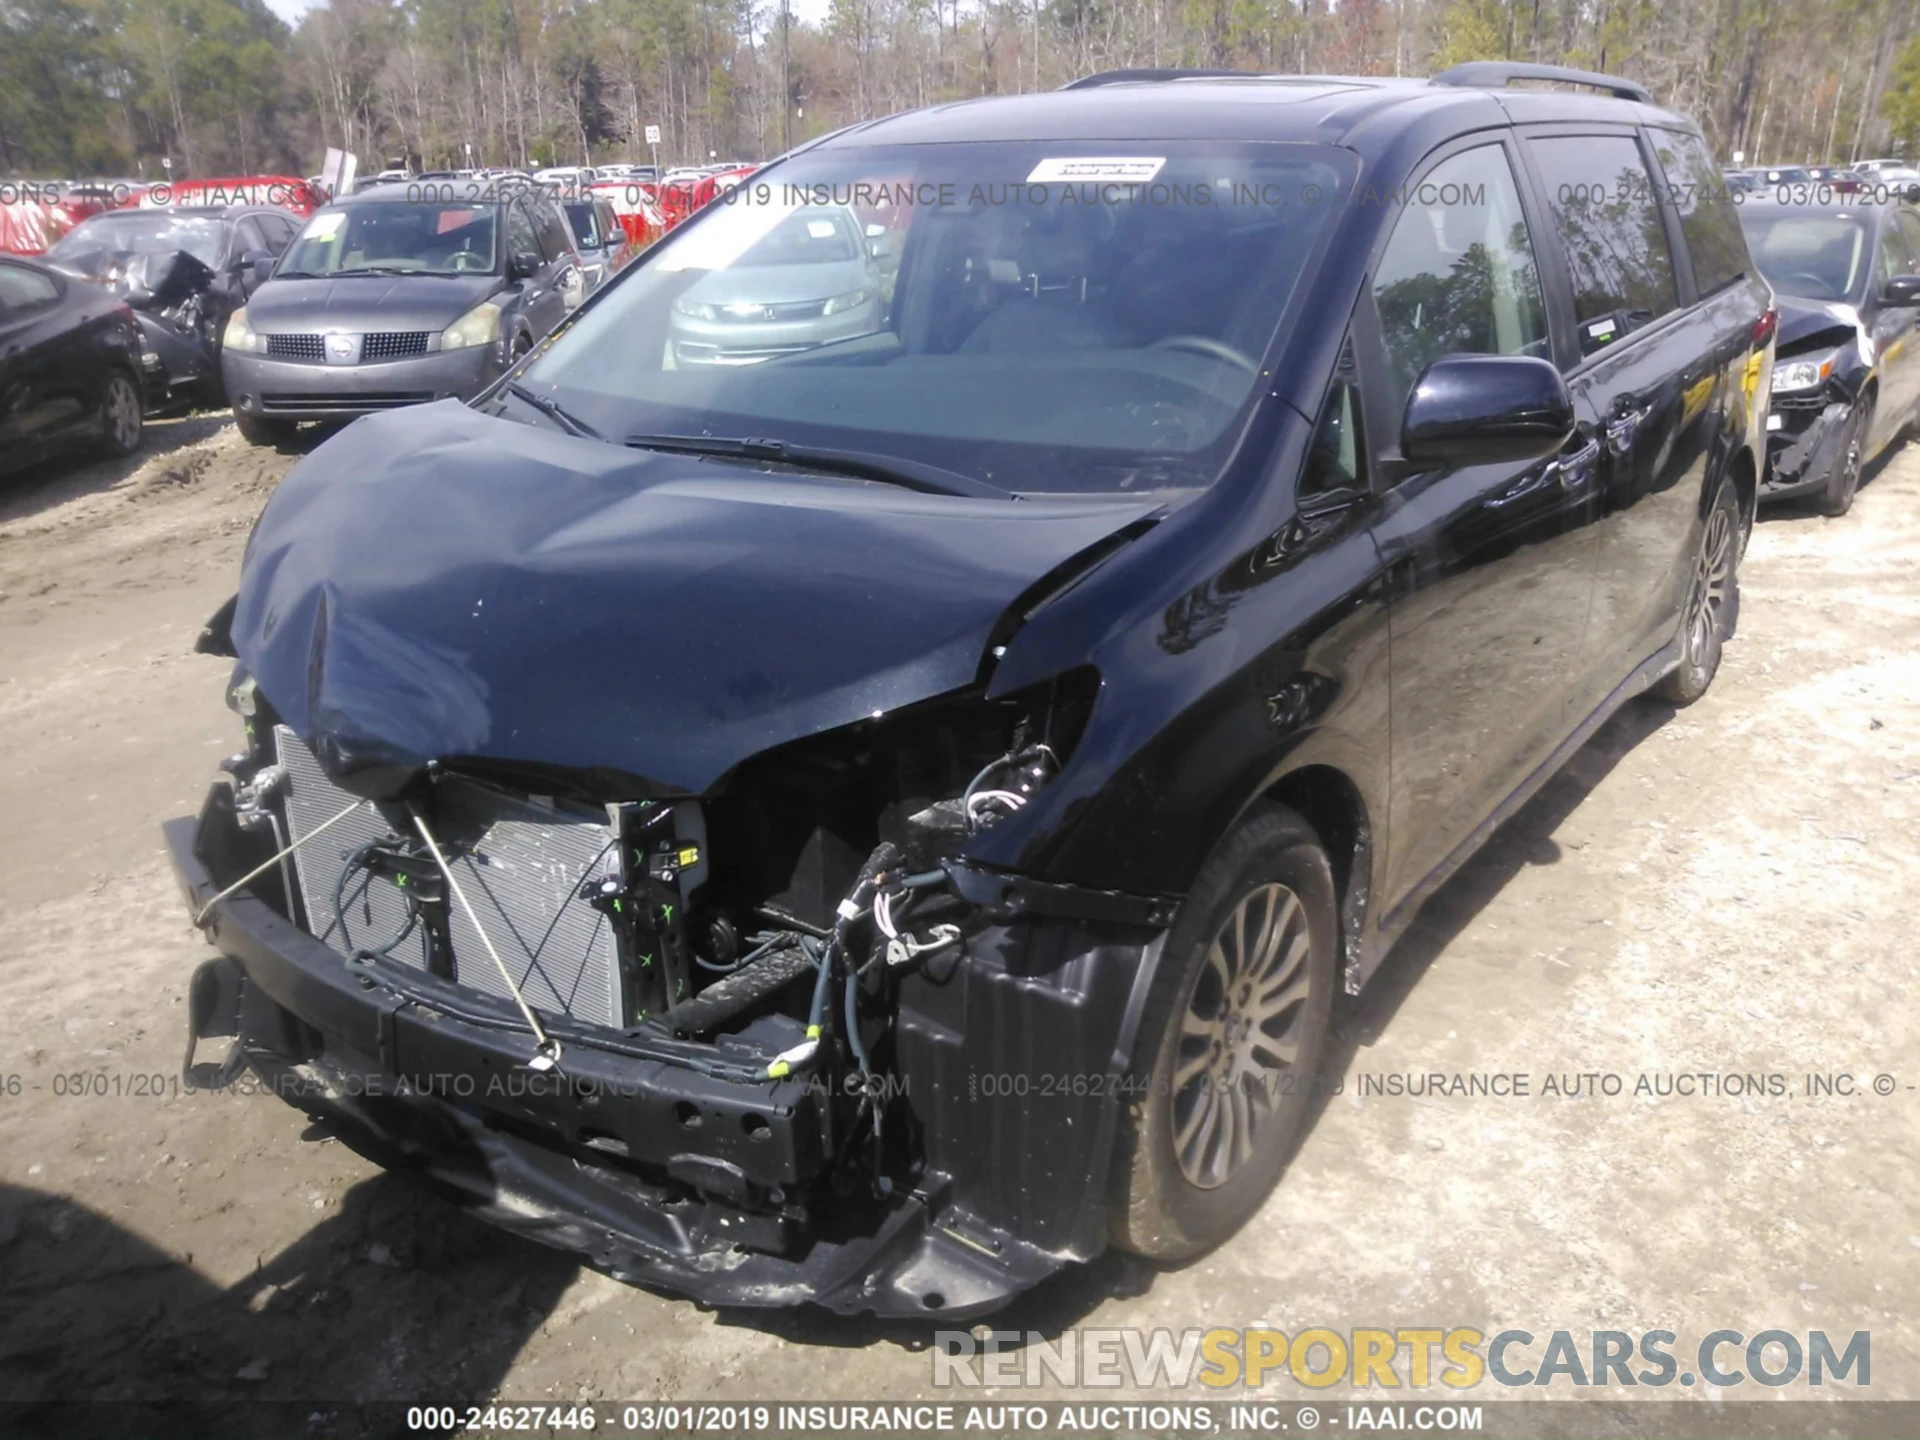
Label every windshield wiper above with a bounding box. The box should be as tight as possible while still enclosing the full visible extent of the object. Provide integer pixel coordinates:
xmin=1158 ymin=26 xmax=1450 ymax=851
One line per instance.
xmin=323 ymin=265 xmax=414 ymax=277
xmin=622 ymin=433 xmax=1010 ymax=500
xmin=503 ymin=382 xmax=603 ymax=441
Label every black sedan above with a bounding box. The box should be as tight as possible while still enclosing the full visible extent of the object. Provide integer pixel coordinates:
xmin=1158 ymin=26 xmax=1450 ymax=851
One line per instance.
xmin=220 ymin=184 xmax=583 ymax=445
xmin=0 ymin=254 xmax=145 ymax=480
xmin=46 ymin=205 xmax=300 ymax=411
xmin=1740 ymin=195 xmax=1920 ymax=513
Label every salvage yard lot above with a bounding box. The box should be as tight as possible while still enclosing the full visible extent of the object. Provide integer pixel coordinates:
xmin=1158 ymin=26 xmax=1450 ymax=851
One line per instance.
xmin=0 ymin=420 xmax=1915 ymax=1415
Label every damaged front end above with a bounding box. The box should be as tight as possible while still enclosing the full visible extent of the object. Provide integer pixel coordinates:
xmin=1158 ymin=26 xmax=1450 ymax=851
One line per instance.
xmin=1761 ymin=310 xmax=1867 ymax=501
xmin=168 ymin=406 xmax=1176 ymax=1317
xmin=52 ymin=246 xmax=225 ymax=407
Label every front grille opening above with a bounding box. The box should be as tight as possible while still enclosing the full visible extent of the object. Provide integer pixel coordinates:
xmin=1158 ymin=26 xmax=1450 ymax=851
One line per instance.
xmin=275 ymin=726 xmax=626 ymax=1027
xmin=263 ymin=332 xmax=434 ymax=364
xmin=266 ymin=334 xmax=326 ymax=361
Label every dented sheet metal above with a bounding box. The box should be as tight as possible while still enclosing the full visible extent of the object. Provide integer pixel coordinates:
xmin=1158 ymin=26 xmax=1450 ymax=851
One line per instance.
xmin=232 ymin=401 xmax=1159 ymax=796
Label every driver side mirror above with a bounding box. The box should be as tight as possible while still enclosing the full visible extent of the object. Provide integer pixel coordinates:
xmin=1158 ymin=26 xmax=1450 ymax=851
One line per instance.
xmin=1883 ymin=274 xmax=1920 ymax=307
xmin=867 ymin=234 xmax=895 ymax=261
xmin=509 ymin=250 xmax=543 ymax=282
xmin=1401 ymin=355 xmax=1576 ymax=469
xmin=239 ymin=249 xmax=275 ymax=291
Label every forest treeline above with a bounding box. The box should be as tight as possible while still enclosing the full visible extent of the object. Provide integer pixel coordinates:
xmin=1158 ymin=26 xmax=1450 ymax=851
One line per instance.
xmin=4 ymin=0 xmax=1919 ymax=180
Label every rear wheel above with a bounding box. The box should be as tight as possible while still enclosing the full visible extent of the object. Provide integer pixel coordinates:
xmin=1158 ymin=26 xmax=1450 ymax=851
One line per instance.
xmin=96 ymin=370 xmax=142 ymax=458
xmin=1651 ymin=481 xmax=1739 ymax=706
xmin=233 ymin=410 xmax=296 ymax=448
xmin=1817 ymin=395 xmax=1872 ymax=517
xmin=1109 ymin=803 xmax=1337 ymax=1260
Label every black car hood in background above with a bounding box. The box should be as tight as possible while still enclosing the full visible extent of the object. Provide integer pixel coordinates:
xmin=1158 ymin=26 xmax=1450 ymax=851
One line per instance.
xmin=1774 ymin=295 xmax=1862 ymax=351
xmin=51 ymin=247 xmax=217 ymax=311
xmin=245 ymin=273 xmax=503 ymax=334
xmin=234 ymin=402 xmax=1159 ymax=797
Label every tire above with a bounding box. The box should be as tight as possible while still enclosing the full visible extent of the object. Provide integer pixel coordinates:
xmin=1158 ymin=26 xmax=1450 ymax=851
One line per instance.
xmin=1108 ymin=802 xmax=1337 ymax=1260
xmin=233 ymin=410 xmax=296 ymax=448
xmin=96 ymin=369 xmax=143 ymax=458
xmin=1650 ymin=481 xmax=1740 ymax=707
xmin=1817 ymin=395 xmax=1872 ymax=517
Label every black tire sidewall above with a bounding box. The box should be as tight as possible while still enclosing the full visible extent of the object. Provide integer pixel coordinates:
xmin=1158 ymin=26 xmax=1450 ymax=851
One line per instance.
xmin=234 ymin=411 xmax=291 ymax=448
xmin=1820 ymin=397 xmax=1872 ymax=516
xmin=1110 ymin=802 xmax=1338 ymax=1259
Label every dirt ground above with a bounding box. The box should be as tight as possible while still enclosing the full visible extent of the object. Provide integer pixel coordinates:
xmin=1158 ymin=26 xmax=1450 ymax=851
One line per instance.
xmin=0 ymin=417 xmax=1915 ymax=1422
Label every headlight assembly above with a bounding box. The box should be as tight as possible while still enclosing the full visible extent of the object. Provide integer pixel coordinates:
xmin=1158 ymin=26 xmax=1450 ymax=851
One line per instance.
xmin=1772 ymin=351 xmax=1837 ymax=394
xmin=440 ymin=299 xmax=504 ymax=351
xmin=673 ymin=298 xmax=719 ymax=320
xmin=820 ymin=288 xmax=873 ymax=316
xmin=222 ymin=307 xmax=266 ymax=354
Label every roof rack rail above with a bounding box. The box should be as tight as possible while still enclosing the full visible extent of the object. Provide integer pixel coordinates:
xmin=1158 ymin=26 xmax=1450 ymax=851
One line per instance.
xmin=1061 ymin=68 xmax=1252 ymax=90
xmin=1430 ymin=61 xmax=1652 ymax=105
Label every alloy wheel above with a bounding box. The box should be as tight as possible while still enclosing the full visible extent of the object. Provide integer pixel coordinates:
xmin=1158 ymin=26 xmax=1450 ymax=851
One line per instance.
xmin=1172 ymin=882 xmax=1315 ymax=1189
xmin=1683 ymin=498 xmax=1735 ymax=673
xmin=106 ymin=375 xmax=140 ymax=451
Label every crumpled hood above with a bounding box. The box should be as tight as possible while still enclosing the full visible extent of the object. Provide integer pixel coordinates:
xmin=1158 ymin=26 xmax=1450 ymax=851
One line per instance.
xmin=234 ymin=402 xmax=1157 ymax=797
xmin=1774 ymin=295 xmax=1860 ymax=351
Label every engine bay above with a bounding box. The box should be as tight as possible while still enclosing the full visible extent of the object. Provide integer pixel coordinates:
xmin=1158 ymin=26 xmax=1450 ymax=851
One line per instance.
xmin=215 ymin=667 xmax=1098 ymax=1228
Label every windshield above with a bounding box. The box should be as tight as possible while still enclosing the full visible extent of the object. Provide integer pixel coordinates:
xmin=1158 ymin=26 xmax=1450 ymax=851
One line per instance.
xmin=1740 ymin=210 xmax=1869 ymax=301
xmin=51 ymin=214 xmax=226 ymax=268
xmin=514 ymin=141 xmax=1352 ymax=494
xmin=279 ymin=204 xmax=499 ymax=277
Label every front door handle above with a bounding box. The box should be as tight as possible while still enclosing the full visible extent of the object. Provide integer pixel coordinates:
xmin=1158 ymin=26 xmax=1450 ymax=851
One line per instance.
xmin=1548 ymin=436 xmax=1602 ymax=490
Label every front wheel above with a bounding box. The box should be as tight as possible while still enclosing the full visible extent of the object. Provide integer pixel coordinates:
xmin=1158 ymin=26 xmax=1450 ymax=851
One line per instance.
xmin=1817 ymin=396 xmax=1872 ymax=517
xmin=1650 ymin=481 xmax=1740 ymax=706
xmin=233 ymin=410 xmax=296 ymax=448
xmin=1109 ymin=803 xmax=1337 ymax=1260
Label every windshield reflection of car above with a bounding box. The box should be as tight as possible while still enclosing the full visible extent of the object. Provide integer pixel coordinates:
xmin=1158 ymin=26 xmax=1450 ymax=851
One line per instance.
xmin=1743 ymin=212 xmax=1867 ymax=301
xmin=277 ymin=205 xmax=498 ymax=278
xmin=51 ymin=214 xmax=227 ymax=269
xmin=518 ymin=144 xmax=1345 ymax=494
xmin=667 ymin=206 xmax=880 ymax=367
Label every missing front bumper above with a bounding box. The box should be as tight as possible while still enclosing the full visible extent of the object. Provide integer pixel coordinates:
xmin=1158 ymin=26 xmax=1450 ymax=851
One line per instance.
xmin=1763 ymin=397 xmax=1852 ymax=499
xmin=165 ymin=789 xmax=1160 ymax=1317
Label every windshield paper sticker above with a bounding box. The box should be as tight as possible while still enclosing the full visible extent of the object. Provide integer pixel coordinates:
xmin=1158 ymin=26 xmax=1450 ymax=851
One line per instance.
xmin=1026 ymin=157 xmax=1167 ymax=185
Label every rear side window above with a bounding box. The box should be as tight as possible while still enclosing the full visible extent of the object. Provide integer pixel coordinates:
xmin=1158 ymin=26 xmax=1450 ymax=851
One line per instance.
xmin=1529 ymin=134 xmax=1680 ymax=356
xmin=0 ymin=262 xmax=61 ymax=316
xmin=1651 ymin=129 xmax=1751 ymax=296
xmin=1371 ymin=143 xmax=1550 ymax=423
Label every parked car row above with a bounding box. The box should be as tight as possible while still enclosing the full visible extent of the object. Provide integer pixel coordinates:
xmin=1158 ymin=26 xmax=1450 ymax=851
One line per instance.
xmin=166 ymin=62 xmax=1919 ymax=1322
xmin=1726 ymin=160 xmax=1920 ymax=198
xmin=0 ymin=174 xmax=657 ymax=466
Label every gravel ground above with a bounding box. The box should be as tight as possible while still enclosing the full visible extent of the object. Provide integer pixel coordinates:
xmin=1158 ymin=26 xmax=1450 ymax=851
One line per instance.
xmin=0 ymin=417 xmax=1913 ymax=1425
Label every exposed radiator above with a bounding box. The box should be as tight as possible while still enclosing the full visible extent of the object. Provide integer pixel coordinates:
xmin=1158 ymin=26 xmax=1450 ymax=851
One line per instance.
xmin=274 ymin=726 xmax=626 ymax=1027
